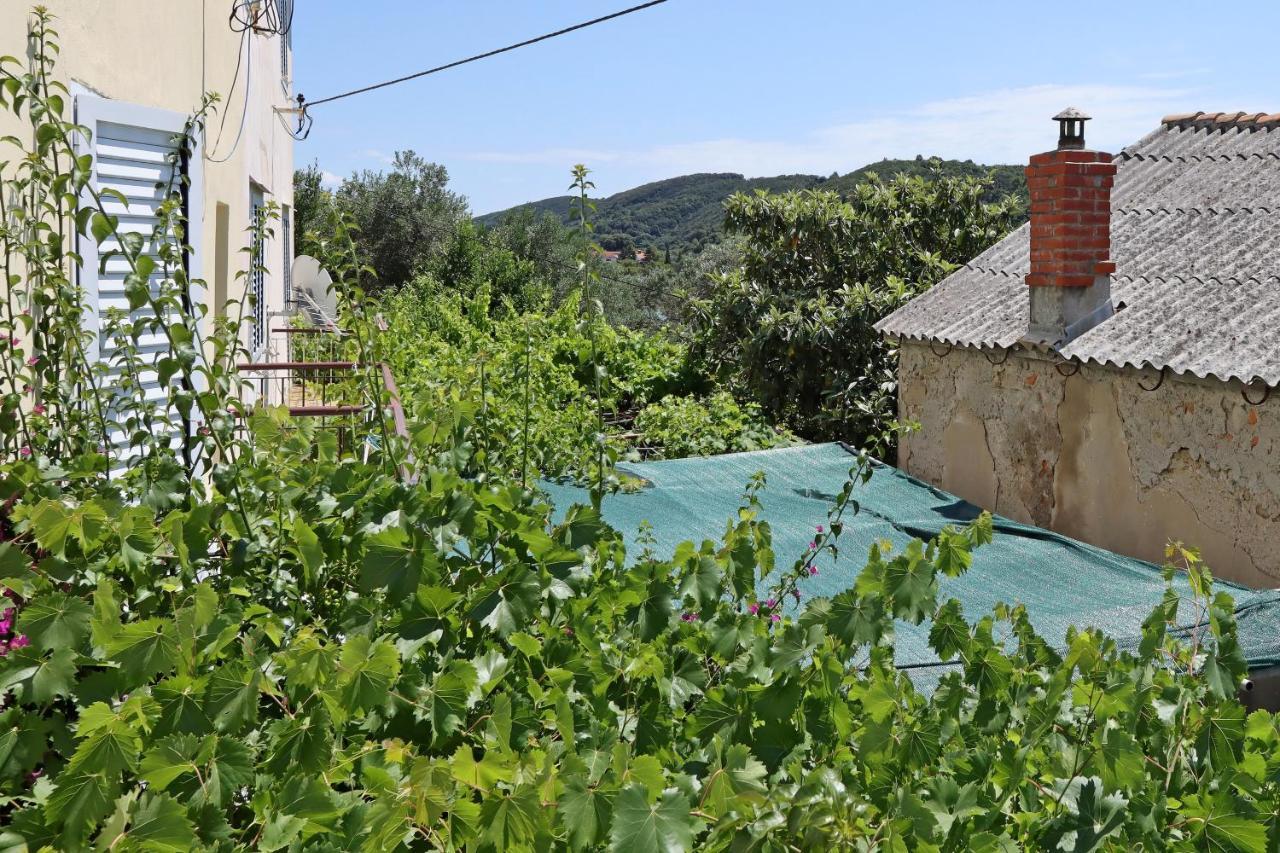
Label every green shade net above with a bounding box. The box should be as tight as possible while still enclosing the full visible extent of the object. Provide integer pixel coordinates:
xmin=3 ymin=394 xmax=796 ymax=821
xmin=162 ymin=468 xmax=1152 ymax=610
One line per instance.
xmin=541 ymin=443 xmax=1280 ymax=685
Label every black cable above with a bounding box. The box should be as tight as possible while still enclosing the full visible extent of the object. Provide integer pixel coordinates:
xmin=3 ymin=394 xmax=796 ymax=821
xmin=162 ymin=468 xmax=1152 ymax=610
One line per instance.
xmin=208 ymin=27 xmax=247 ymax=150
xmin=207 ymin=30 xmax=252 ymax=163
xmin=304 ymin=0 xmax=669 ymax=109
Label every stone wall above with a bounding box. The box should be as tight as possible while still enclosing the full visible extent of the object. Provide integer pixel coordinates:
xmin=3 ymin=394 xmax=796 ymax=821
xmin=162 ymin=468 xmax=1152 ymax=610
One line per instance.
xmin=897 ymin=341 xmax=1280 ymax=589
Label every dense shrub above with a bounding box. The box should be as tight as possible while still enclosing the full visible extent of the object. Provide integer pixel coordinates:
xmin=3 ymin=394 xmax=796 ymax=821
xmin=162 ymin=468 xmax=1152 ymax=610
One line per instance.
xmin=634 ymin=391 xmax=797 ymax=459
xmin=689 ymin=173 xmax=1023 ymax=446
xmin=377 ymin=281 xmax=710 ymax=480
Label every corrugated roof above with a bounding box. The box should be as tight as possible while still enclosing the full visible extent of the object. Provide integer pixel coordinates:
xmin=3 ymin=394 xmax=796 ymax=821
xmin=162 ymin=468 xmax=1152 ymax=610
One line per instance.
xmin=875 ymin=114 xmax=1280 ymax=387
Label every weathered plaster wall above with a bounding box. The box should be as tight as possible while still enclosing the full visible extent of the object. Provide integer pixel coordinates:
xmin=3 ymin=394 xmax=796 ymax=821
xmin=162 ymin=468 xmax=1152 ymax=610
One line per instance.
xmin=898 ymin=341 xmax=1280 ymax=589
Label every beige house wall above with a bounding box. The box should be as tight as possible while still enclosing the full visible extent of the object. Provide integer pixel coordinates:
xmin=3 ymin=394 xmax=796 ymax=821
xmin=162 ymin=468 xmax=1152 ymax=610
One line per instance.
xmin=897 ymin=341 xmax=1280 ymax=589
xmin=0 ymin=1 xmax=294 ymax=350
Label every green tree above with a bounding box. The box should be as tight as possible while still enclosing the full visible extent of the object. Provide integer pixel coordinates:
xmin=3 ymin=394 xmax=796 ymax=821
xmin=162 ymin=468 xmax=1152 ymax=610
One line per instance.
xmin=335 ymin=150 xmax=469 ymax=289
xmin=689 ymin=170 xmax=1022 ymax=446
xmin=291 ymin=161 xmax=333 ymax=252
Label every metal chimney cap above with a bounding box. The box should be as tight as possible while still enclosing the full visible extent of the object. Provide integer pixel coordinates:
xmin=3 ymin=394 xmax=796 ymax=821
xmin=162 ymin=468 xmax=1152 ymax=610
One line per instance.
xmin=1053 ymin=107 xmax=1091 ymax=121
xmin=1054 ymin=108 xmax=1091 ymax=150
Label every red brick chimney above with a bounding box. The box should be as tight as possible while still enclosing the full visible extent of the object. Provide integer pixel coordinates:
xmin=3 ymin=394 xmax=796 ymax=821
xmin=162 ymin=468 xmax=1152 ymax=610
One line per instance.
xmin=1023 ymin=108 xmax=1116 ymax=344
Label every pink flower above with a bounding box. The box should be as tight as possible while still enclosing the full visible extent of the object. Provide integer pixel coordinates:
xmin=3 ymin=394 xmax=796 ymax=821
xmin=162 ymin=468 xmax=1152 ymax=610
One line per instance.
xmin=809 ymin=541 xmax=817 ymax=550
xmin=26 ymin=355 xmax=39 ymax=367
xmin=808 ymin=565 xmax=819 ymax=576
xmin=18 ymin=446 xmax=31 ymax=458
xmin=33 ymin=404 xmax=46 ymax=416
xmin=765 ymin=598 xmax=777 ymax=609
xmin=747 ymin=603 xmax=759 ymax=615
xmin=816 ymin=525 xmax=824 ymax=533
xmin=9 ymin=634 xmax=27 ymax=649
xmin=681 ymin=612 xmax=698 ymax=623
xmin=771 ymin=613 xmax=781 ymax=623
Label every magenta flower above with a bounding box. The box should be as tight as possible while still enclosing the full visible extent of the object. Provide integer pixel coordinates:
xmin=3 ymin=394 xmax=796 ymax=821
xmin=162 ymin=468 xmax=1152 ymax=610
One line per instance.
xmin=26 ymin=355 xmax=39 ymax=367
xmin=18 ymin=446 xmax=31 ymax=458
xmin=747 ymin=602 xmax=759 ymax=615
xmin=771 ymin=613 xmax=781 ymax=623
xmin=765 ymin=598 xmax=777 ymax=609
xmin=9 ymin=634 xmax=27 ymax=649
xmin=33 ymin=403 xmax=46 ymax=416
xmin=816 ymin=524 xmax=824 ymax=533
xmin=681 ymin=612 xmax=698 ymax=623
xmin=809 ymin=565 xmax=819 ymax=576
xmin=809 ymin=541 xmax=817 ymax=550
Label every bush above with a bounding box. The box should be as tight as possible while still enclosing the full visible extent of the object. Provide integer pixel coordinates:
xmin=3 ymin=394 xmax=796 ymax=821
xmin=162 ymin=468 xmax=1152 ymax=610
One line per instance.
xmin=634 ymin=391 xmax=798 ymax=458
xmin=689 ymin=170 xmax=1023 ymax=447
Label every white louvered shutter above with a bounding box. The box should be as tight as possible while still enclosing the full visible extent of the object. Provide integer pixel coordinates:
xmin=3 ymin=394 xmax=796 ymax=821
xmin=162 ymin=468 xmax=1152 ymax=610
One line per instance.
xmin=75 ymin=94 xmax=205 ymax=456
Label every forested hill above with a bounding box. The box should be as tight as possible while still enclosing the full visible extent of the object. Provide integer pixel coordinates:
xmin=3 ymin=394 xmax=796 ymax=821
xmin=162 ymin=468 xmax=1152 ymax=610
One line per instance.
xmin=476 ymin=158 xmax=1027 ymax=255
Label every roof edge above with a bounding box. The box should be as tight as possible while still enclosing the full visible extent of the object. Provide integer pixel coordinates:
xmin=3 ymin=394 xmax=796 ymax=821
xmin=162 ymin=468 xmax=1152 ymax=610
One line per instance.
xmin=1161 ymin=111 xmax=1280 ymax=130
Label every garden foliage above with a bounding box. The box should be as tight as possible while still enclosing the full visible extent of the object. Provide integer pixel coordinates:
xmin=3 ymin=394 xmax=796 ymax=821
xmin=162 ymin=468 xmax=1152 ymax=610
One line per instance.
xmin=2 ymin=13 xmax=1279 ymax=852
xmin=689 ymin=176 xmax=1024 ymax=445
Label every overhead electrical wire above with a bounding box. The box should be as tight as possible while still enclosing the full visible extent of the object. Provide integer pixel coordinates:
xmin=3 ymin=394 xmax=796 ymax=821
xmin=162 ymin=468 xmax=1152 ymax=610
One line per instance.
xmin=302 ymin=0 xmax=669 ymax=110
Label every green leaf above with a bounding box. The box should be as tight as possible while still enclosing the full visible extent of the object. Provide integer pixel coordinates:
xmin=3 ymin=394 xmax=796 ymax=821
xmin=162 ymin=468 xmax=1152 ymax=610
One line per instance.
xmin=26 ymin=499 xmax=109 ymax=556
xmin=123 ymin=793 xmax=196 ymax=852
xmin=17 ymin=591 xmax=92 ymax=651
xmin=46 ymin=771 xmax=118 ymax=844
xmin=291 ymin=517 xmax=324 ymax=585
xmin=0 ymin=645 xmax=77 ymax=703
xmin=205 ymin=663 xmax=261 ymax=733
xmin=265 ymin=709 xmax=332 ymax=775
xmin=423 ymin=660 xmax=477 ymax=742
xmin=700 ymin=744 xmax=767 ymax=819
xmin=608 ymin=785 xmax=697 ymax=853
xmin=451 ymin=745 xmax=512 ymax=792
xmin=1098 ymin=727 xmax=1144 ymax=791
xmin=679 ymin=554 xmax=723 ymax=608
xmin=336 ymin=635 xmax=400 ymax=713
xmin=826 ymin=589 xmax=884 ymax=647
xmin=360 ymin=523 xmax=422 ymax=599
xmin=139 ymin=735 xmax=202 ymax=791
xmin=560 ymin=775 xmax=614 ymax=851
xmin=883 ymin=543 xmax=937 ymax=624
xmin=103 ymin=618 xmax=179 ymax=684
xmin=471 ymin=566 xmax=541 ymax=638
xmin=479 ymin=785 xmax=541 ymax=850
xmin=928 ymin=598 xmax=969 ymax=660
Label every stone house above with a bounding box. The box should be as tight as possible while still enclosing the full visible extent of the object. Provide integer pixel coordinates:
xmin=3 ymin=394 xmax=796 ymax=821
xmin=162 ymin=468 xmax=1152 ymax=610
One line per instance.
xmin=875 ymin=110 xmax=1280 ymax=589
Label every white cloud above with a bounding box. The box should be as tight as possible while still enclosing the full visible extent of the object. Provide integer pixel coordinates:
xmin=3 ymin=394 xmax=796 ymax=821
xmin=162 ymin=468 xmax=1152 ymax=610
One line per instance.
xmin=320 ymin=170 xmax=342 ymax=189
xmin=358 ymin=148 xmax=395 ymax=164
xmin=463 ymin=83 xmax=1199 ymax=190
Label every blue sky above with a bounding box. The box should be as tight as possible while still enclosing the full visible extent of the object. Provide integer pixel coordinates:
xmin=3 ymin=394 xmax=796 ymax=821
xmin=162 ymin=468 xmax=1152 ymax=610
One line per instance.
xmin=294 ymin=0 xmax=1278 ymax=215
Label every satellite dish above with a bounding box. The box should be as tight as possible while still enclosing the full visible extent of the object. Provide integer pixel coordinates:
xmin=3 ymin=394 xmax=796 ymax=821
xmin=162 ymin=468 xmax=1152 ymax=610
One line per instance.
xmin=290 ymin=254 xmax=337 ymax=324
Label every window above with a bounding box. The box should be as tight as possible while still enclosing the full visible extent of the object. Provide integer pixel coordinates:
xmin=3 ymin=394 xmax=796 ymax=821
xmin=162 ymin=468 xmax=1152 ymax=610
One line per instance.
xmin=74 ymin=92 xmax=204 ymax=459
xmin=281 ymin=204 xmax=293 ymax=306
xmin=249 ymin=185 xmax=267 ymax=355
xmin=76 ymin=94 xmax=204 ymax=355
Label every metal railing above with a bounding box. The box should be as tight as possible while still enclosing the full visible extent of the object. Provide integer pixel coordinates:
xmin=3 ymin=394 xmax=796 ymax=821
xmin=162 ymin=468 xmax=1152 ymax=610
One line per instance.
xmin=235 ymin=318 xmax=412 ymax=477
